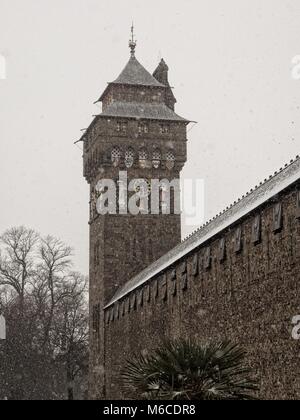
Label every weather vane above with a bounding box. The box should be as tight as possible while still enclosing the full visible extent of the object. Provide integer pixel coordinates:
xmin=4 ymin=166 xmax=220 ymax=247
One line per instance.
xmin=129 ymin=23 xmax=137 ymax=57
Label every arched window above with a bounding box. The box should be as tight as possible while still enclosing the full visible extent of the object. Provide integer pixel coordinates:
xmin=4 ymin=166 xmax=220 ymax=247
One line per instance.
xmin=111 ymin=146 xmax=121 ymax=167
xmin=139 ymin=149 xmax=149 ymax=169
xmin=125 ymin=148 xmax=134 ymax=168
xmin=166 ymin=151 xmax=175 ymax=170
xmin=152 ymin=150 xmax=161 ymax=169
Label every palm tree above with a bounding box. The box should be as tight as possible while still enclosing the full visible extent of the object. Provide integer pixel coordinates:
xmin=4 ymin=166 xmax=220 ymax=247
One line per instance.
xmin=121 ymin=339 xmax=258 ymax=400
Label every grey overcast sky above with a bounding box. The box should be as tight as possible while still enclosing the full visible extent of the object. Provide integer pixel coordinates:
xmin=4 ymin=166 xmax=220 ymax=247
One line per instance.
xmin=0 ymin=0 xmax=299 ymax=274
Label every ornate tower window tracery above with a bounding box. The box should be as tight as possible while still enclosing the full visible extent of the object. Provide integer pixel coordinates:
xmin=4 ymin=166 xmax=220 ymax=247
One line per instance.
xmin=166 ymin=150 xmax=175 ymax=170
xmin=111 ymin=146 xmax=121 ymax=167
xmin=152 ymin=149 xmax=161 ymax=169
xmin=125 ymin=148 xmax=135 ymax=168
xmin=139 ymin=149 xmax=149 ymax=169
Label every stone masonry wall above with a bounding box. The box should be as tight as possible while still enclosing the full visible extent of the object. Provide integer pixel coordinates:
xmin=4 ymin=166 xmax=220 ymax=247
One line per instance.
xmin=104 ymin=183 xmax=300 ymax=400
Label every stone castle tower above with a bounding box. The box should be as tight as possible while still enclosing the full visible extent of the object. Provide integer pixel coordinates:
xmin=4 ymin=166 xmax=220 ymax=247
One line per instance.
xmin=82 ymin=31 xmax=190 ymax=398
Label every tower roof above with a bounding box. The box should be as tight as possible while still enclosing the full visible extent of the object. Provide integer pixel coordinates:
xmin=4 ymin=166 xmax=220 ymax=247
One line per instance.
xmin=112 ymin=55 xmax=165 ymax=87
xmin=98 ymin=101 xmax=189 ymax=122
xmin=98 ymin=56 xmax=165 ymax=102
xmin=109 ymin=25 xmax=164 ymax=88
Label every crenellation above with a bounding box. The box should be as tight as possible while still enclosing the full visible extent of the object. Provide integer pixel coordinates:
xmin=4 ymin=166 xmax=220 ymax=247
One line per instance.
xmin=137 ymin=288 xmax=143 ymax=307
xmin=104 ymin=185 xmax=299 ymax=327
xmin=169 ymin=269 xmax=177 ymax=296
xmin=273 ymin=202 xmax=283 ymax=232
xmin=252 ymin=214 xmax=262 ymax=244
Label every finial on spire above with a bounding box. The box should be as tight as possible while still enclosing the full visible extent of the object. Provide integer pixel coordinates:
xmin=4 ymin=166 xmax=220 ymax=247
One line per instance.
xmin=129 ymin=23 xmax=137 ymax=57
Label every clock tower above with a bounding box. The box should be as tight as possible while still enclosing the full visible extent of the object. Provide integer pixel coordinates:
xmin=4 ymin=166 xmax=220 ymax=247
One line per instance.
xmin=82 ymin=29 xmax=190 ymax=398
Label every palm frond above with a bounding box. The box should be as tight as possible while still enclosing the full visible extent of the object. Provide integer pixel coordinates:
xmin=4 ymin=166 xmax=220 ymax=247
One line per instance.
xmin=121 ymin=339 xmax=259 ymax=400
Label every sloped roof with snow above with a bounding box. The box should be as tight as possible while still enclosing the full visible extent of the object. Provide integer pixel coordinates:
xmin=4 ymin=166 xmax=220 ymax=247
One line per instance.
xmin=112 ymin=56 xmax=165 ymax=87
xmin=105 ymin=155 xmax=300 ymax=309
xmin=99 ymin=101 xmax=189 ymax=122
xmin=99 ymin=56 xmax=165 ymax=102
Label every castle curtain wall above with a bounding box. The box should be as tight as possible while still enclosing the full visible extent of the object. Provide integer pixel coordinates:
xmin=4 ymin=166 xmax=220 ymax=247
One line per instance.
xmin=104 ymin=184 xmax=300 ymax=400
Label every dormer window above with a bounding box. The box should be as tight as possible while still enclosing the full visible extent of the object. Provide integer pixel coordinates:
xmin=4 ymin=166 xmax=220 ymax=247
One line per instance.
xmin=138 ymin=122 xmax=149 ymax=134
xmin=159 ymin=124 xmax=170 ymax=134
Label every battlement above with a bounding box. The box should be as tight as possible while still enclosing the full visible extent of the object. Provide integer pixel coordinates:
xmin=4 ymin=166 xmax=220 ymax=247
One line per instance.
xmin=105 ymin=154 xmax=300 ymax=310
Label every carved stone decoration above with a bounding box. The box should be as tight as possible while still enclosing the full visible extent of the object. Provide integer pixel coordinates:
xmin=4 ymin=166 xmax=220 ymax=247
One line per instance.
xmin=144 ymin=284 xmax=151 ymax=302
xmin=137 ymin=289 xmax=143 ymax=307
xmin=204 ymin=247 xmax=212 ymax=270
xmin=296 ymin=191 xmax=300 ymax=219
xmin=234 ymin=227 xmax=243 ymax=254
xmin=170 ymin=269 xmax=177 ymax=296
xmin=252 ymin=215 xmax=262 ymax=244
xmin=130 ymin=293 xmax=137 ymax=311
xmin=219 ymin=238 xmax=226 ymax=263
xmin=191 ymin=254 xmax=199 ymax=276
xmin=180 ymin=261 xmax=188 ymax=291
xmin=273 ymin=203 xmax=283 ymax=232
xmin=152 ymin=278 xmax=159 ymax=299
xmin=160 ymin=275 xmax=168 ymax=301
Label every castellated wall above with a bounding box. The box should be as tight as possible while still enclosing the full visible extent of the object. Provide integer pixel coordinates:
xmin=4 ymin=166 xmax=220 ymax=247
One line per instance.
xmin=104 ymin=183 xmax=300 ymax=400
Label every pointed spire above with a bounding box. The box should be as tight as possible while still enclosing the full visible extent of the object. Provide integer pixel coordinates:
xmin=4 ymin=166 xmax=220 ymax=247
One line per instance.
xmin=129 ymin=23 xmax=137 ymax=57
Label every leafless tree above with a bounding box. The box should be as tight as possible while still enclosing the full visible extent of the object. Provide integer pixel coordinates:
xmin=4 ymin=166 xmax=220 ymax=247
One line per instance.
xmin=37 ymin=236 xmax=73 ymax=349
xmin=0 ymin=227 xmax=88 ymax=400
xmin=0 ymin=227 xmax=38 ymax=313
